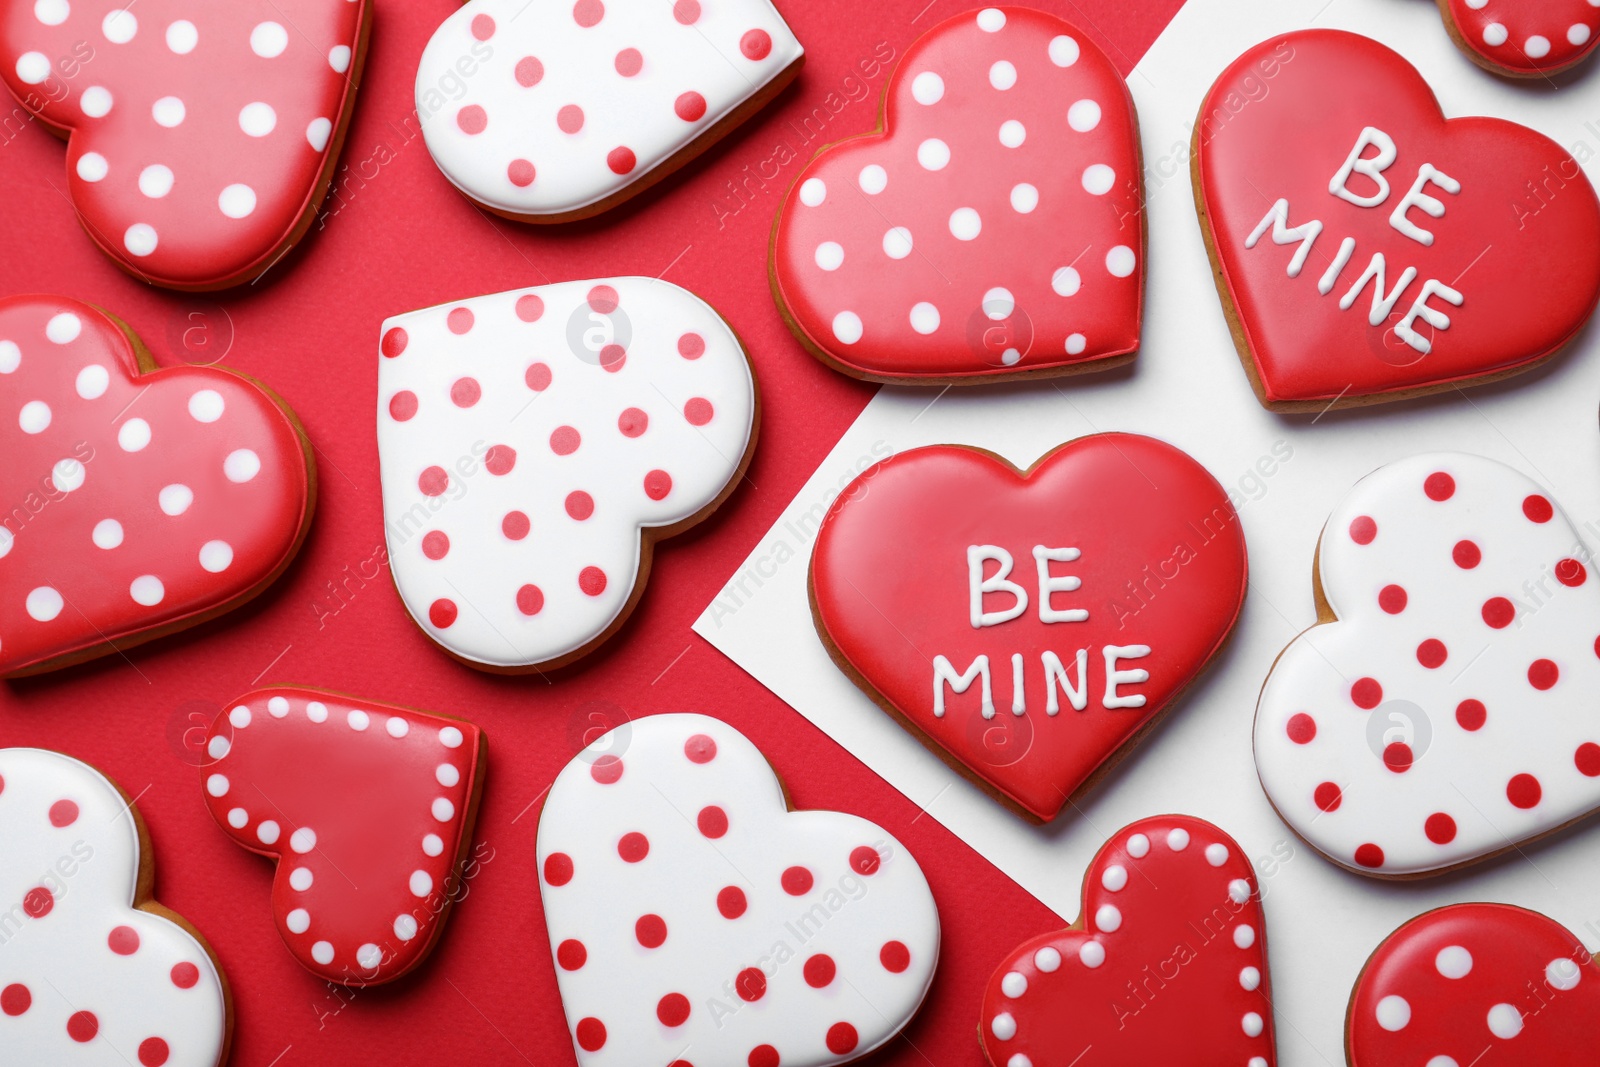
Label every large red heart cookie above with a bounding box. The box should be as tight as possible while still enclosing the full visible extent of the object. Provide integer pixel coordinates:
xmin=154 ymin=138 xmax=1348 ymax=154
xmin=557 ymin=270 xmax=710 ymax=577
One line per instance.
xmin=0 ymin=0 xmax=370 ymax=290
xmin=0 ymin=295 xmax=314 ymax=677
xmin=771 ymin=6 xmax=1143 ymax=383
xmin=200 ymin=688 xmax=486 ymax=986
xmin=1348 ymin=903 xmax=1600 ymax=1066
xmin=810 ymin=435 xmax=1247 ymax=821
xmin=1437 ymin=0 xmax=1600 ymax=78
xmin=1193 ymin=30 xmax=1600 ymax=411
xmin=980 ymin=815 xmax=1277 ymax=1067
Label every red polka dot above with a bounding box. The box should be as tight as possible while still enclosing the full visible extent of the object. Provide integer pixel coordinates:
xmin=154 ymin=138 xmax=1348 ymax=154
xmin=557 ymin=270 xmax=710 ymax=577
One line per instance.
xmin=451 ymin=377 xmax=481 ymax=407
xmin=1524 ymin=494 xmax=1554 ymax=522
xmin=565 ymin=491 xmax=594 ymax=520
xmin=1349 ymin=515 xmax=1377 ymax=544
xmin=471 ymin=13 xmax=496 ymax=39
xmin=1529 ymin=659 xmax=1560 ymax=690
xmin=515 ymin=56 xmax=543 ymax=86
xmin=1314 ymin=782 xmax=1342 ymax=812
xmin=1350 ymin=678 xmax=1382 ymax=709
xmin=673 ymin=0 xmax=700 ymax=23
xmin=618 ymin=407 xmax=648 ymax=437
xmin=1453 ymin=540 xmax=1481 ymax=568
xmin=67 ymin=1010 xmax=98 ymax=1042
xmin=781 ymin=866 xmax=813 ymax=895
xmin=1508 ymin=773 xmax=1543 ymax=808
xmin=657 ymin=993 xmax=690 ymax=1027
xmin=740 ymin=28 xmax=772 ymax=59
xmin=575 ymin=1017 xmax=606 ymax=1052
xmin=735 ymin=967 xmax=766 ymax=1002
xmin=588 ymin=285 xmax=620 ymax=313
xmin=679 ymin=332 xmax=706 ymax=359
xmin=607 ymin=146 xmax=636 ymax=174
xmin=850 ymin=845 xmax=882 ymax=875
xmin=139 ymin=1037 xmax=170 ymax=1066
xmin=685 ymin=734 xmax=717 ymax=762
xmin=557 ymin=104 xmax=585 ymax=133
xmin=170 ymin=963 xmax=199 ymax=989
xmin=1416 ymin=639 xmax=1448 ymax=668
xmin=614 ymin=48 xmax=642 ymax=76
xmin=516 ymin=584 xmax=544 ymax=616
xmin=1576 ymin=743 xmax=1600 ymax=777
xmin=557 ymin=939 xmax=587 ymax=970
xmin=635 ymin=914 xmax=667 ymax=948
xmin=1456 ymin=699 xmax=1487 ymax=731
xmin=685 ymin=398 xmax=714 ymax=425
xmin=23 ymin=887 xmax=52 ymax=918
xmin=1482 ymin=597 xmax=1515 ymax=628
xmin=508 ymin=159 xmax=536 ymax=187
xmin=880 ymin=940 xmax=910 ymax=972
xmin=428 ymin=599 xmax=457 ymax=628
xmin=526 ymin=362 xmax=553 ymax=390
xmin=49 ymin=799 xmax=79 ymax=827
xmin=388 ymin=391 xmax=417 ymax=421
xmin=590 ymin=755 xmax=623 ymax=784
xmin=805 ymin=954 xmax=837 ymax=987
xmin=717 ymin=885 xmax=747 ymax=918
xmin=545 ymin=852 xmax=574 ymax=885
xmin=456 ymin=105 xmax=487 ymax=134
xmin=600 ymin=344 xmax=627 ymax=372
xmin=619 ymin=832 xmax=650 ymax=862
xmin=485 ymin=444 xmax=516 ymax=476
xmin=516 ymin=294 xmax=545 ymax=322
xmin=675 ymin=91 xmax=707 ymax=122
xmin=748 ymin=1046 xmax=779 ymax=1067
xmin=1424 ymin=472 xmax=1455 ymax=500
xmin=1424 ymin=813 xmax=1457 ymax=844
xmin=550 ymin=425 xmax=581 ymax=455
xmin=1286 ymin=713 xmax=1317 ymax=744
xmin=502 ymin=511 xmax=530 ymax=540
xmin=826 ymin=1023 xmax=859 ymax=1056
xmin=1557 ymin=558 xmax=1587 ymax=587
xmin=1354 ymin=843 xmax=1384 ymax=868
xmin=644 ymin=469 xmax=673 ymax=501
xmin=381 ymin=326 xmax=408 ymax=357
xmin=579 ymin=566 xmax=608 ymax=596
xmin=1 ymin=984 xmax=31 ymax=1016
xmin=698 ymin=805 xmax=728 ymax=839
xmin=1378 ymin=585 xmax=1407 ymax=614
xmin=108 ymin=925 xmax=140 ymax=955
xmin=1383 ymin=742 xmax=1414 ymax=773
xmin=572 ymin=0 xmax=604 ymax=26
xmin=422 ymin=531 xmax=449 ymax=560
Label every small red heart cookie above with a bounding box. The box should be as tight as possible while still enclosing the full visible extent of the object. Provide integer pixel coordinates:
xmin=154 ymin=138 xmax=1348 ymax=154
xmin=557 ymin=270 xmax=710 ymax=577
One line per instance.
xmin=1193 ymin=30 xmax=1600 ymax=411
xmin=0 ymin=295 xmax=314 ymax=677
xmin=1436 ymin=0 xmax=1600 ymax=78
xmin=809 ymin=435 xmax=1247 ymax=821
xmin=1348 ymin=903 xmax=1599 ymax=1066
xmin=0 ymin=0 xmax=371 ymax=290
xmin=200 ymin=688 xmax=486 ymax=986
xmin=980 ymin=815 xmax=1277 ymax=1067
xmin=772 ymin=6 xmax=1143 ymax=383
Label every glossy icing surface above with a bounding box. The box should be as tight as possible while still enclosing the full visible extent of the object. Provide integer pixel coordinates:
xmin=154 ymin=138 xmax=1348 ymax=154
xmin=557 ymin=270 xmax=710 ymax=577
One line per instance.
xmin=810 ymin=436 xmax=1247 ymax=821
xmin=980 ymin=815 xmax=1276 ymax=1067
xmin=200 ymin=688 xmax=485 ymax=985
xmin=377 ymin=278 xmax=756 ymax=671
xmin=416 ymin=0 xmax=801 ymax=218
xmin=0 ymin=295 xmax=313 ymax=676
xmin=1256 ymin=453 xmax=1600 ymax=876
xmin=0 ymin=747 xmax=229 ymax=1067
xmin=0 ymin=0 xmax=369 ymax=289
xmin=1194 ymin=30 xmax=1600 ymax=407
xmin=773 ymin=7 xmax=1142 ymax=380
xmin=537 ymin=713 xmax=939 ymax=1067
xmin=1442 ymin=0 xmax=1600 ymax=76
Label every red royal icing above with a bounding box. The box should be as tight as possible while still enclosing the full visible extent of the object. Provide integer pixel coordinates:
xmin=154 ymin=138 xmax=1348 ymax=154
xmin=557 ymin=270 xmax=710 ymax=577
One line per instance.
xmin=1441 ymin=0 xmax=1600 ymax=77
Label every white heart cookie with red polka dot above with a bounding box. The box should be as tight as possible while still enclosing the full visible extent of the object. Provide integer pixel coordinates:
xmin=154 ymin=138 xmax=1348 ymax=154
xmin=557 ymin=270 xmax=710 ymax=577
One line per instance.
xmin=771 ymin=6 xmax=1143 ymax=382
xmin=537 ymin=713 xmax=940 ymax=1067
xmin=376 ymin=279 xmax=756 ymax=672
xmin=1437 ymin=0 xmax=1600 ymax=77
xmin=416 ymin=0 xmax=802 ymax=221
xmin=1256 ymin=452 xmax=1600 ymax=877
xmin=0 ymin=747 xmax=229 ymax=1067
xmin=0 ymin=0 xmax=370 ymax=290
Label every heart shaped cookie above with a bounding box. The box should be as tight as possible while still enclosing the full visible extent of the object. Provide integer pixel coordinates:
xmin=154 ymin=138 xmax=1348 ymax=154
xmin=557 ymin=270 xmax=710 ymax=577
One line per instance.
xmin=0 ymin=295 xmax=315 ymax=677
xmin=537 ymin=712 xmax=939 ymax=1067
xmin=810 ymin=436 xmax=1247 ymax=821
xmin=1436 ymin=0 xmax=1600 ymax=78
xmin=1193 ymin=30 xmax=1600 ymax=410
xmin=980 ymin=815 xmax=1277 ymax=1067
xmin=1348 ymin=903 xmax=1599 ymax=1066
xmin=377 ymin=279 xmax=756 ymax=672
xmin=416 ymin=0 xmax=802 ymax=222
xmin=1255 ymin=453 xmax=1600 ymax=877
xmin=199 ymin=688 xmax=486 ymax=985
xmin=0 ymin=0 xmax=370 ymax=290
xmin=1 ymin=747 xmax=230 ymax=1067
xmin=772 ymin=6 xmax=1143 ymax=383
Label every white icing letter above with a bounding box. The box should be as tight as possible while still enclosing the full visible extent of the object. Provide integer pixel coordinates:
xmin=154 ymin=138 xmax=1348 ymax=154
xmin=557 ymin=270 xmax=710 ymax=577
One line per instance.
xmin=1388 ymin=164 xmax=1460 ymax=246
xmin=1033 ymin=545 xmax=1088 ymax=623
xmin=968 ymin=546 xmax=1028 ymax=628
xmin=1244 ymin=199 xmax=1324 ymax=278
xmin=1010 ymin=653 xmax=1026 ymax=716
xmin=1317 ymin=236 xmax=1357 ymax=296
xmin=933 ymin=654 xmax=993 ymax=719
xmin=1102 ymin=645 xmax=1152 ymax=709
xmin=1329 ymin=127 xmax=1397 ymax=208
xmin=1042 ymin=649 xmax=1090 ymax=715
xmin=1393 ymin=279 xmax=1464 ymax=354
xmin=1339 ymin=253 xmax=1418 ymax=326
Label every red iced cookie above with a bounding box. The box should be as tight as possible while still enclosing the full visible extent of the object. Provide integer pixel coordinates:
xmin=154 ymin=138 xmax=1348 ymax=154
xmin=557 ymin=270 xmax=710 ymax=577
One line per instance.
xmin=1437 ymin=0 xmax=1600 ymax=78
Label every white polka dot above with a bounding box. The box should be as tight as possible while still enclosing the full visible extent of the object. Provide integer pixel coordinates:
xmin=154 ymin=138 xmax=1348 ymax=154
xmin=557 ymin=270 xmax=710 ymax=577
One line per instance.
xmin=19 ymin=399 xmax=50 ymax=434
xmin=1001 ymin=971 xmax=1027 ymax=997
xmin=439 ymin=726 xmax=464 ymax=748
xmin=306 ymin=701 xmax=328 ymax=723
xmin=990 ymin=1012 xmax=1016 ymax=1040
xmin=152 ymin=96 xmax=185 ymax=127
xmin=206 ymin=774 xmax=229 ymax=797
xmin=1547 ymin=957 xmax=1581 ymax=990
xmin=858 ymin=164 xmax=887 ymax=194
xmin=76 ymin=364 xmax=108 ymax=398
xmin=394 ymin=914 xmax=418 ymax=941
xmin=983 ymin=287 xmax=1015 ymax=320
xmin=1205 ymin=843 xmax=1229 ymax=866
xmin=26 ymin=587 xmax=63 ymax=621
xmin=1049 ymin=35 xmax=1080 ymax=66
xmin=1239 ymin=966 xmax=1261 ymax=990
xmin=81 ymin=85 xmax=113 ymax=117
xmin=239 ymin=102 xmax=276 ymax=137
xmin=423 ymin=833 xmax=445 ymax=856
xmin=1526 ymin=35 xmax=1551 ymax=58
xmin=51 ymin=458 xmax=84 ymax=493
xmin=1464 ymin=0 xmax=1486 ymax=6
xmin=432 ymin=797 xmax=455 ymax=822
xmin=1435 ymin=945 xmax=1473 ymax=979
xmin=1065 ymin=333 xmax=1087 ymax=355
xmin=226 ymin=807 xmax=248 ymax=828
xmin=1126 ymin=833 xmax=1149 ymax=857
xmin=1167 ymin=827 xmax=1190 ymax=850
xmin=912 ymin=71 xmax=944 ymax=104
xmin=130 ymin=575 xmax=164 ymax=606
xmin=0 ymin=528 xmax=10 ymax=559
xmin=219 ymin=184 xmax=257 ymax=219
xmin=1082 ymin=164 xmax=1115 ymax=195
xmin=409 ymin=870 xmax=433 ymax=897
xmin=386 ymin=716 xmax=410 ymax=738
xmin=268 ymin=696 xmax=290 ymax=717
xmin=1095 ymin=903 xmax=1122 ymax=932
xmin=33 ymin=0 xmax=68 ymax=27
xmin=949 ymin=207 xmax=981 ymax=240
xmin=1100 ymin=864 xmax=1127 ymax=891
xmin=814 ymin=241 xmax=844 ymax=271
xmin=311 ymin=942 xmax=334 ymax=965
xmin=45 ymin=312 xmax=80 ymax=343
xmin=1052 ymin=267 xmax=1081 ymax=296
xmin=208 ymin=734 xmax=231 ymax=760
xmin=290 ymin=827 xmax=317 ymax=854
xmin=1234 ymin=924 xmax=1255 ymax=949
xmin=1242 ymin=1012 xmax=1264 ymax=1037
xmin=989 ymin=60 xmax=1017 ymax=90
xmin=158 ymin=483 xmax=193 ymax=516
xmin=306 ymin=117 xmax=333 ymax=152
xmin=1106 ymin=245 xmax=1136 ymax=278
xmin=329 ymin=45 xmax=352 ymax=72
xmin=799 ymin=178 xmax=826 ymax=206
xmin=1487 ymin=1002 xmax=1522 ymax=1038
xmin=908 ymin=302 xmax=940 ymax=334
xmin=354 ymin=943 xmax=383 ymax=970
xmin=976 ymin=7 xmax=1005 ymax=31
xmin=124 ymin=224 xmax=158 ymax=257
xmin=998 ymin=120 xmax=1025 ymax=147
xmin=436 ymin=763 xmax=461 ymax=787
xmin=257 ymin=819 xmax=280 ymax=845
xmin=251 ymin=21 xmax=289 ymax=58
xmin=187 ymin=389 xmax=224 ymax=422
xmin=1033 ymin=947 xmax=1061 ymax=972
xmin=1078 ymin=941 xmax=1105 ymax=968
xmin=883 ymin=227 xmax=913 ymax=259
xmin=999 ymin=348 xmax=1020 ymax=366
xmin=1376 ymin=994 xmax=1411 ymax=1031
xmin=225 ymin=448 xmax=261 ymax=482
xmin=1484 ymin=22 xmax=1508 ymax=46
xmin=138 ymin=164 xmax=174 ymax=199
xmin=832 ymin=311 xmax=863 ymax=345
xmin=917 ymin=137 xmax=950 ymax=170
xmin=1571 ymin=25 xmax=1592 ymax=47
xmin=200 ymin=540 xmax=234 ymax=572
xmin=16 ymin=51 xmax=50 ymax=84
xmin=101 ymin=8 xmax=136 ymax=43
xmin=1068 ymin=99 xmax=1102 ymax=132
xmin=1229 ymin=878 xmax=1251 ymax=904
xmin=92 ymin=519 xmax=123 ymax=549
xmin=1425 ymin=1058 xmax=1459 ymax=1067
xmin=76 ymin=152 xmax=108 ymax=182
xmin=0 ymin=341 xmax=18 ymax=373
xmin=286 ymin=908 xmax=311 ymax=934
xmin=118 ymin=417 xmax=151 ymax=452
xmin=1010 ymin=183 xmax=1038 ymax=213
xmin=166 ymin=20 xmax=197 ymax=53
xmin=348 ymin=710 xmax=370 ymax=731
xmin=1250 ymin=1060 xmax=1269 ymax=1067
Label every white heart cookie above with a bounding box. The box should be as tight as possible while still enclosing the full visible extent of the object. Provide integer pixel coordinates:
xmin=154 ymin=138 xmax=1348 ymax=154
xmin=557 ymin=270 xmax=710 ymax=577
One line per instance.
xmin=0 ymin=748 xmax=229 ymax=1066
xmin=537 ymin=713 xmax=940 ymax=1067
xmin=1255 ymin=452 xmax=1600 ymax=876
xmin=376 ymin=279 xmax=756 ymax=671
xmin=416 ymin=0 xmax=803 ymax=220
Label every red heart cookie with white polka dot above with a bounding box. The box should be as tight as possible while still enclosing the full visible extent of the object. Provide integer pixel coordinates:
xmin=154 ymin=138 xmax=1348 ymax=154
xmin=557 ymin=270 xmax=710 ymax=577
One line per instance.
xmin=0 ymin=0 xmax=369 ymax=290
xmin=1256 ymin=453 xmax=1600 ymax=877
xmin=1348 ymin=903 xmax=1600 ymax=1066
xmin=376 ymin=279 xmax=756 ymax=672
xmin=980 ymin=815 xmax=1277 ymax=1067
xmin=537 ymin=713 xmax=940 ymax=1067
xmin=1437 ymin=0 xmax=1600 ymax=78
xmin=416 ymin=0 xmax=802 ymax=222
xmin=771 ymin=6 xmax=1143 ymax=383
xmin=0 ymin=295 xmax=314 ymax=677
xmin=200 ymin=688 xmax=486 ymax=986
xmin=1 ymin=747 xmax=230 ymax=1067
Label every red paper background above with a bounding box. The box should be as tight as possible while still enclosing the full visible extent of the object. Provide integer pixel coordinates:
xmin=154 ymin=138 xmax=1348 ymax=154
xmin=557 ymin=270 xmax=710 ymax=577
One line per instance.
xmin=0 ymin=2 xmax=1181 ymax=1063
